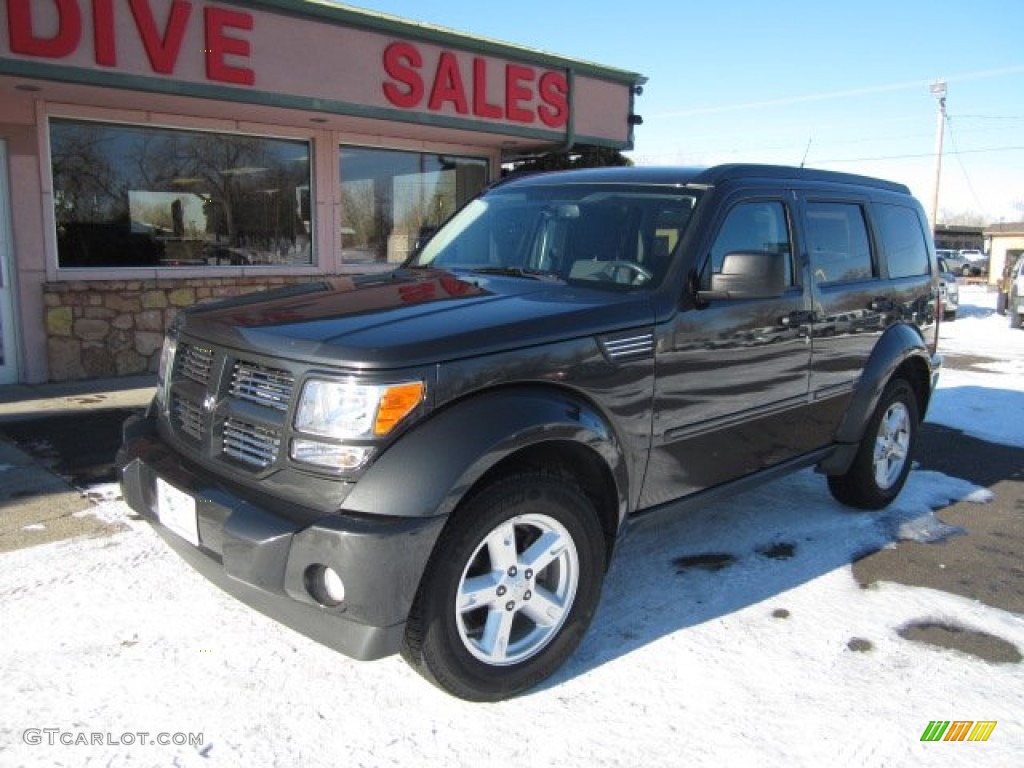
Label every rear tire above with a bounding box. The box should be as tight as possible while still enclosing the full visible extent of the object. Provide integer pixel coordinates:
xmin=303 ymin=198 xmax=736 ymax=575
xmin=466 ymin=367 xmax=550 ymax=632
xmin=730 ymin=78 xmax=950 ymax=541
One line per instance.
xmin=402 ymin=473 xmax=606 ymax=701
xmin=828 ymin=378 xmax=918 ymax=510
xmin=1011 ymin=308 xmax=1022 ymax=329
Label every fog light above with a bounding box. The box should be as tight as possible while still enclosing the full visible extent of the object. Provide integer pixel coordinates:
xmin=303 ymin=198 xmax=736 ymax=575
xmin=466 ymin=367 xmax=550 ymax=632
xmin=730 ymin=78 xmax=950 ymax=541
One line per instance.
xmin=323 ymin=567 xmax=345 ymax=603
xmin=306 ymin=564 xmax=346 ymax=607
xmin=291 ymin=439 xmax=372 ymax=471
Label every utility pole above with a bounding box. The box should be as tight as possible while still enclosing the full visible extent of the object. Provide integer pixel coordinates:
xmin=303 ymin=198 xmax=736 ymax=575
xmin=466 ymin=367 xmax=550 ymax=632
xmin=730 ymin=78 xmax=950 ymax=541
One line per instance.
xmin=929 ymin=80 xmax=947 ymax=232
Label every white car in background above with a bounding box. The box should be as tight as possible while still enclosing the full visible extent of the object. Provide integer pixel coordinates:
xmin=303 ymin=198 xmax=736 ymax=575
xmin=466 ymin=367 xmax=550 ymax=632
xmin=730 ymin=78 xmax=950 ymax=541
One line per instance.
xmin=1009 ymin=255 xmax=1024 ymax=329
xmin=936 ymin=256 xmax=960 ymax=320
xmin=958 ymin=249 xmax=988 ymax=276
xmin=936 ymin=248 xmax=968 ymax=275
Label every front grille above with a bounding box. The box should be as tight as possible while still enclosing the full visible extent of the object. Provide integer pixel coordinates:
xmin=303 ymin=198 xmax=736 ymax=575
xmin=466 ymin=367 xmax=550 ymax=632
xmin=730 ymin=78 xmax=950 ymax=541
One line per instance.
xmin=178 ymin=343 xmax=214 ymax=385
xmin=230 ymin=362 xmax=294 ymax=411
xmin=223 ymin=417 xmax=282 ymax=468
xmin=166 ymin=338 xmax=299 ymax=473
xmin=173 ymin=395 xmax=205 ymax=441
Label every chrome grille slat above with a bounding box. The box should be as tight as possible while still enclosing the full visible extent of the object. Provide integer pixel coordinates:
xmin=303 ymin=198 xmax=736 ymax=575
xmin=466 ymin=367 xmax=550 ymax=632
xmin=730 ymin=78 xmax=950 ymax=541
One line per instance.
xmin=172 ymin=395 xmax=204 ymax=440
xmin=230 ymin=362 xmax=294 ymax=411
xmin=178 ymin=343 xmax=214 ymax=385
xmin=223 ymin=417 xmax=281 ymax=468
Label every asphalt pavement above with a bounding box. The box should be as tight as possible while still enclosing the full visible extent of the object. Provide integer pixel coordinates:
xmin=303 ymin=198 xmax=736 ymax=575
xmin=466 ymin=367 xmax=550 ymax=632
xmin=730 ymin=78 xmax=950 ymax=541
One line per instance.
xmin=0 ymin=374 xmax=154 ymax=552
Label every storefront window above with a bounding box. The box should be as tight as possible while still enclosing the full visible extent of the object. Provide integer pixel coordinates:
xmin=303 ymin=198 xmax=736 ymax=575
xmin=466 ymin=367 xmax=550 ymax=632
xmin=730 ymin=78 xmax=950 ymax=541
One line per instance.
xmin=339 ymin=146 xmax=488 ymax=264
xmin=50 ymin=119 xmax=312 ymax=269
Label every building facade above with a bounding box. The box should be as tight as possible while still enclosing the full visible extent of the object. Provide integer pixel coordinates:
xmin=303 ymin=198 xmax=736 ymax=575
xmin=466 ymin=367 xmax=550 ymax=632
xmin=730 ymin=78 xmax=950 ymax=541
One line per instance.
xmin=0 ymin=0 xmax=643 ymax=383
xmin=984 ymin=223 xmax=1024 ymax=288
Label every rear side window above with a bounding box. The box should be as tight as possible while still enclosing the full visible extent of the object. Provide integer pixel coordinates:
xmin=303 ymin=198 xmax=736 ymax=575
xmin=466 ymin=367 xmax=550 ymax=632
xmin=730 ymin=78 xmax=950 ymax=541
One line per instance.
xmin=874 ymin=204 xmax=930 ymax=278
xmin=806 ymin=202 xmax=873 ymax=284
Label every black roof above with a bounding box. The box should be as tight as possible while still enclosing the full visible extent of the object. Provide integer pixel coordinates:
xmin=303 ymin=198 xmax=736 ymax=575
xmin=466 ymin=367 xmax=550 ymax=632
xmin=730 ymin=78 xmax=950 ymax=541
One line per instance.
xmin=497 ymin=164 xmax=910 ymax=194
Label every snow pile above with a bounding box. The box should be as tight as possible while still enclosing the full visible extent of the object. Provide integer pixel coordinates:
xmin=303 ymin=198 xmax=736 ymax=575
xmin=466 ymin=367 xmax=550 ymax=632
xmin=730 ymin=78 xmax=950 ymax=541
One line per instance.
xmin=0 ymin=284 xmax=1021 ymax=768
xmin=929 ymin=285 xmax=1024 ymax=449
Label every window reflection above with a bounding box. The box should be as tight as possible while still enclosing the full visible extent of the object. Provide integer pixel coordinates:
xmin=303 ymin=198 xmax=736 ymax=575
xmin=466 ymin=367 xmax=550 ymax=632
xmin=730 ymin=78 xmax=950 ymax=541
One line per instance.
xmin=339 ymin=146 xmax=488 ymax=264
xmin=50 ymin=119 xmax=312 ymax=268
xmin=806 ymin=202 xmax=873 ymax=284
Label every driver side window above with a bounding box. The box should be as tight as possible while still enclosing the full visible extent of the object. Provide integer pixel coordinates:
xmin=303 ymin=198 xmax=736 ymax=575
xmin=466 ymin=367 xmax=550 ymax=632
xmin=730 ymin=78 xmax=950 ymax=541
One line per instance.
xmin=704 ymin=201 xmax=793 ymax=288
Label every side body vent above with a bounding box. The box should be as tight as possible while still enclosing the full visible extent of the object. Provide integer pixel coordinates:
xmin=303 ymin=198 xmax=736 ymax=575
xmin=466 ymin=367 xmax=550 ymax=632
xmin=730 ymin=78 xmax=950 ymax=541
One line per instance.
xmin=599 ymin=331 xmax=655 ymax=363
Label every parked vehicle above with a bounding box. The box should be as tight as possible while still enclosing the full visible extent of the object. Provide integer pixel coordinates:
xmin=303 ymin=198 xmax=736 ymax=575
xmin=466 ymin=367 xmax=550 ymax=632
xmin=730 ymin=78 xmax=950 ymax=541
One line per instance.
xmin=118 ymin=165 xmax=942 ymax=701
xmin=936 ymin=256 xmax=960 ymax=320
xmin=958 ymin=248 xmax=988 ymax=276
xmin=935 ymin=249 xmax=967 ymax=274
xmin=1009 ymin=254 xmax=1024 ymax=329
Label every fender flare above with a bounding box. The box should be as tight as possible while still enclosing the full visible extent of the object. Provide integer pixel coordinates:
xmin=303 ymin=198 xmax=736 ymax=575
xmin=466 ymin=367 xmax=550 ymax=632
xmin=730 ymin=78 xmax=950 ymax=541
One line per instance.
xmin=820 ymin=323 xmax=933 ymax=475
xmin=341 ymin=386 xmax=630 ymax=524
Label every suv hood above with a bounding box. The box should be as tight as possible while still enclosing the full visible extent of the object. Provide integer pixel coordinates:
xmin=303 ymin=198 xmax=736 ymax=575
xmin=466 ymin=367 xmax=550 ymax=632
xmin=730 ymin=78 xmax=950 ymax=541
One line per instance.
xmin=178 ymin=268 xmax=655 ymax=368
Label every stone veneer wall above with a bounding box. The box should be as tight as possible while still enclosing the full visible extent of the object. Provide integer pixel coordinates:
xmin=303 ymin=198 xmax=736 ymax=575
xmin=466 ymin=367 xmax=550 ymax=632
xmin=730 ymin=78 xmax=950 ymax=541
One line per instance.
xmin=43 ymin=277 xmax=314 ymax=381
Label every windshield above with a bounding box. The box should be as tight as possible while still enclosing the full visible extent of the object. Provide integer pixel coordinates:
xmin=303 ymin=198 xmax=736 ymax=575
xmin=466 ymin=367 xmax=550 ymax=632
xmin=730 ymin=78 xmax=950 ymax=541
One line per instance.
xmin=407 ymin=183 xmax=701 ymax=289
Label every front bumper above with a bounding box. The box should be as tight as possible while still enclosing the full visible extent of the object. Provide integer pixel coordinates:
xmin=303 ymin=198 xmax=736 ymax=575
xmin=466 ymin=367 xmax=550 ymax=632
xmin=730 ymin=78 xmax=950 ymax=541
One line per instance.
xmin=117 ymin=409 xmax=446 ymax=661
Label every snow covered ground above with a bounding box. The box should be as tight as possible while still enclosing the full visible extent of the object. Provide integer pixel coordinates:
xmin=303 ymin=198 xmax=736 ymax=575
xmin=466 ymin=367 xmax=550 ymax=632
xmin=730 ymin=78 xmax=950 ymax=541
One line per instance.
xmin=1 ymin=285 xmax=1022 ymax=767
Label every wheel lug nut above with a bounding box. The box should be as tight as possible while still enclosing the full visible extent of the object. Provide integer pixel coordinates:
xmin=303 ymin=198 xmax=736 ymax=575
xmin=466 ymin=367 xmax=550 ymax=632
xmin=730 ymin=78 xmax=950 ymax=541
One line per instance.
xmin=525 ymin=569 xmax=533 ymax=580
xmin=496 ymin=585 xmax=507 ymax=597
xmin=523 ymin=590 xmax=532 ymax=601
xmin=506 ymin=601 xmax=516 ymax=611
xmin=508 ymin=566 xmax=517 ymax=577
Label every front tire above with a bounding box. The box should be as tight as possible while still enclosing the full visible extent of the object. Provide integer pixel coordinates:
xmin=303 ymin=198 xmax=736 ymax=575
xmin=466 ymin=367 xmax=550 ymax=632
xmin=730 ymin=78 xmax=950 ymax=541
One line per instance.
xmin=402 ymin=474 xmax=606 ymax=701
xmin=828 ymin=378 xmax=919 ymax=510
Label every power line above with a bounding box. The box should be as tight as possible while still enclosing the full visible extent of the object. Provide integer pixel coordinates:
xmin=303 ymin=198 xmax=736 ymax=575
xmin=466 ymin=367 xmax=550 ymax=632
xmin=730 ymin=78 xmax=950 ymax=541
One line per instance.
xmin=953 ymin=114 xmax=1024 ymax=120
xmin=812 ymin=145 xmax=1024 ymax=165
xmin=647 ymin=114 xmax=1017 ymax=164
xmin=646 ymin=64 xmax=1024 ymax=120
xmin=943 ymin=113 xmax=986 ymax=212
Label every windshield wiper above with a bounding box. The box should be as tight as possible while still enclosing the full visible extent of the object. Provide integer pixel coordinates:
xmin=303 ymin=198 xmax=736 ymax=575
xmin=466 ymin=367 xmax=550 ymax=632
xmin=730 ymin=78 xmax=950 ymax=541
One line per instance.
xmin=468 ymin=266 xmax=562 ymax=281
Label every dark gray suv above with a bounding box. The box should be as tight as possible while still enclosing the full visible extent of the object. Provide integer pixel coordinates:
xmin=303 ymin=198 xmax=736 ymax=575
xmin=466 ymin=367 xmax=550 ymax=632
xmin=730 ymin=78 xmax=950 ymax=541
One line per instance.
xmin=119 ymin=165 xmax=942 ymax=700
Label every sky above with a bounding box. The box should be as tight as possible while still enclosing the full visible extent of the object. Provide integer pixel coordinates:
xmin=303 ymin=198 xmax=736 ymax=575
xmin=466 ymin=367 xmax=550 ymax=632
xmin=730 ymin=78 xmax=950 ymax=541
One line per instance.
xmin=1 ymin=283 xmax=1022 ymax=766
xmin=333 ymin=0 xmax=1024 ymax=226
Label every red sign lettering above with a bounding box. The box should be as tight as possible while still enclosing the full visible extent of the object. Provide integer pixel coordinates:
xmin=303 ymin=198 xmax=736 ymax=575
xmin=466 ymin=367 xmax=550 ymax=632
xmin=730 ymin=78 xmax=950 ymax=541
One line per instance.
xmin=428 ymin=51 xmax=469 ymax=114
xmin=504 ymin=63 xmax=534 ymax=124
xmin=382 ymin=41 xmax=424 ymax=109
xmin=129 ymin=0 xmax=191 ymax=75
xmin=204 ymin=6 xmax=254 ymax=86
xmin=5 ymin=0 xmax=254 ymax=86
xmin=92 ymin=0 xmax=116 ymax=66
xmin=538 ymin=71 xmax=569 ymax=128
xmin=472 ymin=58 xmax=501 ymax=119
xmin=7 ymin=0 xmax=81 ymax=58
xmin=382 ymin=41 xmax=569 ymax=129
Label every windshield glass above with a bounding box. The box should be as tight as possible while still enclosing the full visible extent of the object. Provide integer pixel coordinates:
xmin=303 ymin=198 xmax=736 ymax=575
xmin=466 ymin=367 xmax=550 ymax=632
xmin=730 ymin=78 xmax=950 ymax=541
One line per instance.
xmin=407 ymin=183 xmax=701 ymax=289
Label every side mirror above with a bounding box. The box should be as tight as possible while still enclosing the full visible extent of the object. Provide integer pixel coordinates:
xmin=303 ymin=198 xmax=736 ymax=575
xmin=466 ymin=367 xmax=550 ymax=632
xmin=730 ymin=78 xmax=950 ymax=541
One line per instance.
xmin=697 ymin=250 xmax=787 ymax=301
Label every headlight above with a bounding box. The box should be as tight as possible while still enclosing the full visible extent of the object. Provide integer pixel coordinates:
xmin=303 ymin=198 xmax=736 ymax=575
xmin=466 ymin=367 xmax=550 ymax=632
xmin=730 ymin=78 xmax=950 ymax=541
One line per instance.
xmin=291 ymin=379 xmax=424 ymax=471
xmin=294 ymin=379 xmax=425 ymax=439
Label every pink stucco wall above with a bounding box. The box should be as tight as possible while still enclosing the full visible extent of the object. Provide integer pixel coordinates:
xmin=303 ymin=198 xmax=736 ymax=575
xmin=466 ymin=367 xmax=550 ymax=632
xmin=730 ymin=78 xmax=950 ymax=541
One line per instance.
xmin=1 ymin=0 xmax=636 ymax=145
